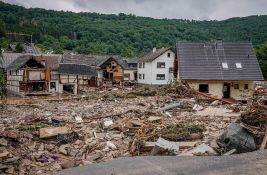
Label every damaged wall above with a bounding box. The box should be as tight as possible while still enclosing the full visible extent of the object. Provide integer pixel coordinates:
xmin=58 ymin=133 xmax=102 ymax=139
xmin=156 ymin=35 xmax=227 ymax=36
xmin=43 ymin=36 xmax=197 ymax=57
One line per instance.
xmin=187 ymin=80 xmax=254 ymax=100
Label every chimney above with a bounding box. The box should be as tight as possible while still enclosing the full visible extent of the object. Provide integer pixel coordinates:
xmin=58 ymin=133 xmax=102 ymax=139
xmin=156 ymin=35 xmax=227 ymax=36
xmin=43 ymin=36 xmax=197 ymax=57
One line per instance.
xmin=152 ymin=48 xmax=156 ymax=53
xmin=215 ymin=39 xmax=223 ymax=49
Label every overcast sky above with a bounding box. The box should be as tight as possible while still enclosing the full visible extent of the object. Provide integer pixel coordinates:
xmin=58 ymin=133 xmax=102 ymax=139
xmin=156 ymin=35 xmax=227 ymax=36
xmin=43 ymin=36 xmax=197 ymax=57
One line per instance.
xmin=2 ymin=0 xmax=267 ymax=20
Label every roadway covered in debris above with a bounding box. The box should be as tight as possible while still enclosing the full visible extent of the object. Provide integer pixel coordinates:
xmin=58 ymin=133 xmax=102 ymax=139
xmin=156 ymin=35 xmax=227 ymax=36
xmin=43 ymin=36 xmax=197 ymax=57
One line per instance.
xmin=0 ymin=85 xmax=266 ymax=174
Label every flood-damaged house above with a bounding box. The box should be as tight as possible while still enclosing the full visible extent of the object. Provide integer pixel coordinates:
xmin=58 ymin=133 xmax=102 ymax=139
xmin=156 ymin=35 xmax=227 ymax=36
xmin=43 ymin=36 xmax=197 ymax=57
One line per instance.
xmin=61 ymin=53 xmax=139 ymax=87
xmin=98 ymin=56 xmax=139 ymax=85
xmin=6 ymin=55 xmax=51 ymax=96
xmin=138 ymin=48 xmax=176 ymax=85
xmin=34 ymin=55 xmax=62 ymax=93
xmin=176 ymin=41 xmax=264 ymax=101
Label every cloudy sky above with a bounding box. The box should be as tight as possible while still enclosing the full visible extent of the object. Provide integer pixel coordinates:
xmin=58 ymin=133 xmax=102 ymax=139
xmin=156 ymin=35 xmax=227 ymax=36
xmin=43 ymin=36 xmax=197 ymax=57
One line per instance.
xmin=2 ymin=0 xmax=267 ymax=20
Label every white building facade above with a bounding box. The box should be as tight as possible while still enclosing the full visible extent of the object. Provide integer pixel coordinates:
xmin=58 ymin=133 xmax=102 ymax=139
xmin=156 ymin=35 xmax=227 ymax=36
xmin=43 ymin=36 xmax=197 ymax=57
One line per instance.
xmin=138 ymin=48 xmax=175 ymax=85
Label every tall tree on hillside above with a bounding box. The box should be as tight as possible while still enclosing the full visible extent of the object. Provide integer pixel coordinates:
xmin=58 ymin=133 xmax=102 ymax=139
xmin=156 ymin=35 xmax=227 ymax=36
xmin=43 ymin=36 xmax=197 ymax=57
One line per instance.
xmin=0 ymin=49 xmax=6 ymax=99
xmin=256 ymin=42 xmax=267 ymax=79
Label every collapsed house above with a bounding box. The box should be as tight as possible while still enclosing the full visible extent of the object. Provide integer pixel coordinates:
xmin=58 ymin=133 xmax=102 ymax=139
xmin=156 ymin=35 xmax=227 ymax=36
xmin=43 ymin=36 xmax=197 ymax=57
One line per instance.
xmin=61 ymin=53 xmax=139 ymax=86
xmin=137 ymin=48 xmax=176 ymax=85
xmin=176 ymin=41 xmax=264 ymax=101
xmin=58 ymin=63 xmax=98 ymax=94
xmin=98 ymin=56 xmax=138 ymax=85
xmin=6 ymin=55 xmax=51 ymax=96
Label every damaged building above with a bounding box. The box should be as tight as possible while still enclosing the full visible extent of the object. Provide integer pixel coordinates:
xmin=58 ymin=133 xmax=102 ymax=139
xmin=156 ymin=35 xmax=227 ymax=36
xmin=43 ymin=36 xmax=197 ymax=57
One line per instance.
xmin=6 ymin=55 xmax=51 ymax=96
xmin=58 ymin=63 xmax=98 ymax=94
xmin=176 ymin=41 xmax=264 ymax=101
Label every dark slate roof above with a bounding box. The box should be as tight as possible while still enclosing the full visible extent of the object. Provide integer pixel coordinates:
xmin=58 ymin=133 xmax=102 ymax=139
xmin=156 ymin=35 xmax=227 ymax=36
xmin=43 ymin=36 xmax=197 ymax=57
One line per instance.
xmin=1 ymin=53 xmax=25 ymax=69
xmin=58 ymin=63 xmax=97 ymax=76
xmin=139 ymin=48 xmax=172 ymax=62
xmin=61 ymin=53 xmax=107 ymax=66
xmin=177 ymin=41 xmax=264 ymax=81
xmin=62 ymin=53 xmax=138 ymax=71
xmin=6 ymin=55 xmax=35 ymax=71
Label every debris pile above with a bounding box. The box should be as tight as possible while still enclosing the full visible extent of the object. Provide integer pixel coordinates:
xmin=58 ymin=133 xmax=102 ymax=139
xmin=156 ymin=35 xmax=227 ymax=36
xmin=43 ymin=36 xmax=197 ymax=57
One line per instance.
xmin=0 ymin=85 xmax=265 ymax=174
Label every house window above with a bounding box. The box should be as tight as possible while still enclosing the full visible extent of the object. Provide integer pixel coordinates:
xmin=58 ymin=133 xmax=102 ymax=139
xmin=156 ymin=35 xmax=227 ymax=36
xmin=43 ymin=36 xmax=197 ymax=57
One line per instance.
xmin=143 ymin=63 xmax=145 ymax=68
xmin=167 ymin=53 xmax=171 ymax=58
xmin=16 ymin=70 xmax=19 ymax=75
xmin=244 ymin=84 xmax=249 ymax=90
xmin=222 ymin=62 xmax=228 ymax=69
xmin=234 ymin=84 xmax=239 ymax=89
xmin=156 ymin=74 xmax=165 ymax=80
xmin=139 ymin=63 xmax=142 ymax=68
xmin=143 ymin=74 xmax=145 ymax=79
xmin=139 ymin=74 xmax=142 ymax=79
xmin=236 ymin=63 xmax=242 ymax=69
xmin=157 ymin=62 xmax=165 ymax=68
xmin=199 ymin=84 xmax=209 ymax=93
xmin=169 ymin=67 xmax=173 ymax=73
xmin=50 ymin=82 xmax=56 ymax=90
xmin=9 ymin=71 xmax=12 ymax=75
xmin=124 ymin=73 xmax=130 ymax=79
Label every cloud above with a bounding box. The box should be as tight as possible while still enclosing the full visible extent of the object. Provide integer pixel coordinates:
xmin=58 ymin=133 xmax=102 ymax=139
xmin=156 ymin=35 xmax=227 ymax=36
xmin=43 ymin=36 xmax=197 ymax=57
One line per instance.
xmin=1 ymin=0 xmax=267 ymax=20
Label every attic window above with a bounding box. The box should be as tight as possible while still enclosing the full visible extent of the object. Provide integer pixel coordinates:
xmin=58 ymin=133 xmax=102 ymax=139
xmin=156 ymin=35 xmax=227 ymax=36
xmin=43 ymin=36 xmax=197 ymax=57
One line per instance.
xmin=222 ymin=62 xmax=228 ymax=69
xmin=167 ymin=53 xmax=171 ymax=58
xmin=236 ymin=63 xmax=242 ymax=69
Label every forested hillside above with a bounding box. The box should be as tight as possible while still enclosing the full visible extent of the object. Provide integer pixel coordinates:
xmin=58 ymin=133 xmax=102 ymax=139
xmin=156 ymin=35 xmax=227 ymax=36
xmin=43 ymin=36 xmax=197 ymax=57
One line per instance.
xmin=0 ymin=1 xmax=267 ymax=56
xmin=0 ymin=1 xmax=266 ymax=77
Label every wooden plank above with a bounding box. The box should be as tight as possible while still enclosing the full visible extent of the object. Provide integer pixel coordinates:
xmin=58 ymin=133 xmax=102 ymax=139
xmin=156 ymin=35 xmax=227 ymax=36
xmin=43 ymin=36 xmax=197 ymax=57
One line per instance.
xmin=145 ymin=141 xmax=198 ymax=149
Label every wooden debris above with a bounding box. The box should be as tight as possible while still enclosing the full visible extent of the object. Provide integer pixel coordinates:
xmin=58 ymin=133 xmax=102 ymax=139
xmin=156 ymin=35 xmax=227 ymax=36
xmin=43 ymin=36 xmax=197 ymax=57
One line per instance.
xmin=39 ymin=127 xmax=69 ymax=138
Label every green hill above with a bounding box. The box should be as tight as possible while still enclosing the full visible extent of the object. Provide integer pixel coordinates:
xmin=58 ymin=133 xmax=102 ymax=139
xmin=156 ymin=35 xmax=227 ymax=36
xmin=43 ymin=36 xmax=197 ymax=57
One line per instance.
xmin=0 ymin=1 xmax=267 ymax=58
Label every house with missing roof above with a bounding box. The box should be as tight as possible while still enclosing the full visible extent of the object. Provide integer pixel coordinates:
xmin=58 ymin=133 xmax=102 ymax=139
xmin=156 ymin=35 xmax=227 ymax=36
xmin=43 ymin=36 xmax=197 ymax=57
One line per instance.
xmin=138 ymin=48 xmax=176 ymax=85
xmin=6 ymin=55 xmax=51 ymax=96
xmin=176 ymin=41 xmax=264 ymax=101
xmin=61 ymin=53 xmax=139 ymax=87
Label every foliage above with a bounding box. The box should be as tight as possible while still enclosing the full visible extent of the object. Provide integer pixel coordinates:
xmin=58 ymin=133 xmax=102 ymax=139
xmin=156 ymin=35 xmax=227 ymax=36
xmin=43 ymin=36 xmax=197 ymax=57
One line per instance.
xmin=15 ymin=42 xmax=24 ymax=53
xmin=0 ymin=2 xmax=266 ymax=76
xmin=256 ymin=42 xmax=267 ymax=79
xmin=0 ymin=50 xmax=6 ymax=99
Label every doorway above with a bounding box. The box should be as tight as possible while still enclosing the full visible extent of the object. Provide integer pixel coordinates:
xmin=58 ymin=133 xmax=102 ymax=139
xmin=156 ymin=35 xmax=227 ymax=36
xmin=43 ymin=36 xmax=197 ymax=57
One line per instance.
xmin=223 ymin=83 xmax=231 ymax=98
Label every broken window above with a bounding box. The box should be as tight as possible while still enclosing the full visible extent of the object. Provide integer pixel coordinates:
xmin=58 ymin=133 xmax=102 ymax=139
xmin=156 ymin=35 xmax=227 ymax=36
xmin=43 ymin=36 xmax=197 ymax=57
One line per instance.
xmin=234 ymin=84 xmax=239 ymax=89
xmin=199 ymin=84 xmax=209 ymax=93
xmin=244 ymin=84 xmax=249 ymax=90
xmin=157 ymin=62 xmax=165 ymax=68
xmin=222 ymin=62 xmax=228 ymax=69
xmin=50 ymin=82 xmax=56 ymax=90
xmin=236 ymin=63 xmax=242 ymax=69
xmin=156 ymin=74 xmax=165 ymax=80
xmin=139 ymin=63 xmax=142 ymax=68
xmin=139 ymin=74 xmax=142 ymax=79
xmin=124 ymin=73 xmax=130 ymax=78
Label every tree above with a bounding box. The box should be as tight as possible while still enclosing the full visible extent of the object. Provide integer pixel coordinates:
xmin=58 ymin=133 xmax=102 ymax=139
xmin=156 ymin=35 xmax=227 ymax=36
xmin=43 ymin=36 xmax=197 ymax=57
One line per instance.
xmin=256 ymin=42 xmax=267 ymax=79
xmin=15 ymin=43 xmax=24 ymax=53
xmin=0 ymin=50 xmax=6 ymax=99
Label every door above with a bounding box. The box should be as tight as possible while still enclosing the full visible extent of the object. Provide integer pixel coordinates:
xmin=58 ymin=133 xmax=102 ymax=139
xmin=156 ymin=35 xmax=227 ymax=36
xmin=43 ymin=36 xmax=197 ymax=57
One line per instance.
xmin=223 ymin=83 xmax=230 ymax=98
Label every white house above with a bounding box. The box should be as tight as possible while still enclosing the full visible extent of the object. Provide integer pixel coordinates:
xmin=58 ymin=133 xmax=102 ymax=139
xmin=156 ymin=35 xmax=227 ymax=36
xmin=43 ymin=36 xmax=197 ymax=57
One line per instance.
xmin=138 ymin=48 xmax=176 ymax=85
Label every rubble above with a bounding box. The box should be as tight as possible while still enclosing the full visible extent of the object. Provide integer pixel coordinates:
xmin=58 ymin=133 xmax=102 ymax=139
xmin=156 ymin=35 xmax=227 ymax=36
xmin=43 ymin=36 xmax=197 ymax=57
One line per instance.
xmin=0 ymin=85 xmax=265 ymax=174
xmin=179 ymin=143 xmax=217 ymax=156
xmin=151 ymin=137 xmax=179 ymax=155
xmin=39 ymin=127 xmax=70 ymax=138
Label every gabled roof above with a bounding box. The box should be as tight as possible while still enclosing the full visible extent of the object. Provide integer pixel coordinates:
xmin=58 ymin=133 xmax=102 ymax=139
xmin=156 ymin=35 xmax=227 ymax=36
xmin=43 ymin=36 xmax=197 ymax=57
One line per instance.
xmin=1 ymin=53 xmax=25 ymax=69
xmin=61 ymin=53 xmax=107 ymax=66
xmin=139 ymin=48 xmax=173 ymax=62
xmin=6 ymin=55 xmax=44 ymax=71
xmin=176 ymin=41 xmax=264 ymax=81
xmin=58 ymin=63 xmax=97 ymax=76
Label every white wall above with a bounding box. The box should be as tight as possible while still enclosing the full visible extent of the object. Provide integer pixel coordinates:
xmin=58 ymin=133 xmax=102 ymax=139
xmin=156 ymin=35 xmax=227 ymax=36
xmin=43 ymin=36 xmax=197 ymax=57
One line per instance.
xmin=138 ymin=50 xmax=175 ymax=85
xmin=124 ymin=70 xmax=136 ymax=81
